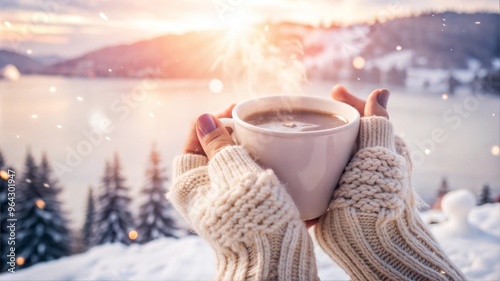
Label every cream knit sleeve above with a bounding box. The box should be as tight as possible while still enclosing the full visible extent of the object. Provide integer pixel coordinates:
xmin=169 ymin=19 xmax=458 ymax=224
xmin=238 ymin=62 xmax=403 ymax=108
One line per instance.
xmin=167 ymin=146 xmax=319 ymax=281
xmin=314 ymin=117 xmax=466 ymax=281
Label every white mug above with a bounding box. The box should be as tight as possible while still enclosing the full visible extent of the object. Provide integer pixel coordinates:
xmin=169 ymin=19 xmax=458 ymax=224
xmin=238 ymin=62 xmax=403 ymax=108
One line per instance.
xmin=221 ymin=95 xmax=360 ymax=220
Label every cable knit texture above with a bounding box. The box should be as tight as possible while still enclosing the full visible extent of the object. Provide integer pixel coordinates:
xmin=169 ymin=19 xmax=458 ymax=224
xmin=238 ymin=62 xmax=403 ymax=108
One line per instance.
xmin=315 ymin=116 xmax=466 ymax=281
xmin=167 ymin=146 xmax=319 ymax=281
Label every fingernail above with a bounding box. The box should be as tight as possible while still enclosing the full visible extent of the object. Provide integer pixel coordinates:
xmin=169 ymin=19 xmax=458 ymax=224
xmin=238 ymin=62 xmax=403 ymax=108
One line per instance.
xmin=197 ymin=114 xmax=217 ymax=136
xmin=377 ymin=89 xmax=390 ymax=109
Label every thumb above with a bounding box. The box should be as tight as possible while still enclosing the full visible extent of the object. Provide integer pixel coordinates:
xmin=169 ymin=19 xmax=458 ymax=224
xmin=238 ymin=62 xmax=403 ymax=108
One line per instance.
xmin=196 ymin=113 xmax=235 ymax=160
xmin=364 ymin=89 xmax=390 ymax=118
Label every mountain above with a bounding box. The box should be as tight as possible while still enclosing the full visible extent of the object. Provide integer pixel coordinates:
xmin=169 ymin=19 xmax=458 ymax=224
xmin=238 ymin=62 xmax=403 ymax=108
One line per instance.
xmin=40 ymin=12 xmax=500 ymax=82
xmin=361 ymin=12 xmax=499 ymax=68
xmin=45 ymin=31 xmax=227 ymax=78
xmin=0 ymin=50 xmax=45 ymax=74
xmin=34 ymin=54 xmax=65 ymax=66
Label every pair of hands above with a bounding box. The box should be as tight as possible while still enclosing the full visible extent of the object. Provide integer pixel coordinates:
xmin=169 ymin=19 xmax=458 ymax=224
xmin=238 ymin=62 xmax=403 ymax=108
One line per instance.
xmin=184 ymin=85 xmax=390 ymax=159
xmin=182 ymin=85 xmax=390 ymax=227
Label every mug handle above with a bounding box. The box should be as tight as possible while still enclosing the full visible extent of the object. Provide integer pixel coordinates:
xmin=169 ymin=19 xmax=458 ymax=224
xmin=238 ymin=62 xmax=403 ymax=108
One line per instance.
xmin=220 ymin=118 xmax=239 ymax=144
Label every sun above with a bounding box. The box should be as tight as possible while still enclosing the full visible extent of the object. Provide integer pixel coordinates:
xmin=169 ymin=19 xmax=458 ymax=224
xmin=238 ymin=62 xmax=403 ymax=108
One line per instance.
xmin=220 ymin=9 xmax=256 ymax=40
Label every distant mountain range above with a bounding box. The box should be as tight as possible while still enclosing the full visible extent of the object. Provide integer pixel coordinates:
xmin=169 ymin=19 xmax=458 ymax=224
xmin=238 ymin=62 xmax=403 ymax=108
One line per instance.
xmin=0 ymin=50 xmax=45 ymax=74
xmin=1 ymin=12 xmax=498 ymax=82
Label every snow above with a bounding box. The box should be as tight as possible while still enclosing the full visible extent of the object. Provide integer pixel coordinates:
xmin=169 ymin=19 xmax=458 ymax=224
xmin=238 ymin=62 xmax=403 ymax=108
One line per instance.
xmin=427 ymin=190 xmax=500 ymax=281
xmin=2 ymin=200 xmax=499 ymax=280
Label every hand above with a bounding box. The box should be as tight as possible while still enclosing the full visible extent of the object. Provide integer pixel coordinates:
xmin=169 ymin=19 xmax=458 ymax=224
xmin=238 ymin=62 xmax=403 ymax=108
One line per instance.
xmin=305 ymin=85 xmax=391 ymax=229
xmin=330 ymin=85 xmax=390 ymax=118
xmin=183 ymin=104 xmax=236 ymax=160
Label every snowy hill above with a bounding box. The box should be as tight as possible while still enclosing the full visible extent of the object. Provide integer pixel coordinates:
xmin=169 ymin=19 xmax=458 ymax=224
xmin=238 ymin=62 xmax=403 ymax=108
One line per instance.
xmin=1 ymin=203 xmax=499 ymax=281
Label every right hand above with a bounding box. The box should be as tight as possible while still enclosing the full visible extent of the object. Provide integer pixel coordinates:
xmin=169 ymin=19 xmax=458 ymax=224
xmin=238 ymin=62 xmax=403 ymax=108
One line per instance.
xmin=305 ymin=85 xmax=391 ymax=229
xmin=330 ymin=85 xmax=390 ymax=118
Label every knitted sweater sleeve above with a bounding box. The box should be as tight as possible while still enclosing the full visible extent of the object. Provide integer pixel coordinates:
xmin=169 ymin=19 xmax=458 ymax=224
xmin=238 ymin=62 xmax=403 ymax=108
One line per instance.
xmin=167 ymin=146 xmax=319 ymax=281
xmin=314 ymin=117 xmax=466 ymax=281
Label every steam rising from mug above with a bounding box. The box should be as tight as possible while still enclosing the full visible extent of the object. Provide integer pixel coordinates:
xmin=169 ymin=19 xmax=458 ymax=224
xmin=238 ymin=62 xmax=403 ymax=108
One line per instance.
xmin=213 ymin=24 xmax=307 ymax=98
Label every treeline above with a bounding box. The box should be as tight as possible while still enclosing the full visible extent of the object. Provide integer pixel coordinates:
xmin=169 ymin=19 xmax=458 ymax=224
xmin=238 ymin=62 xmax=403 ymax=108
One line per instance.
xmin=0 ymin=147 xmax=181 ymax=272
xmin=431 ymin=177 xmax=500 ymax=210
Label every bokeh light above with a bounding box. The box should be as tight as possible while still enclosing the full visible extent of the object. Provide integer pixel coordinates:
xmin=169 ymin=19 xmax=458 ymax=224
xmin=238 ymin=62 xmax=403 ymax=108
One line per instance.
xmin=491 ymin=145 xmax=500 ymax=156
xmin=352 ymin=56 xmax=365 ymax=69
xmin=16 ymin=257 xmax=25 ymax=266
xmin=128 ymin=230 xmax=138 ymax=240
xmin=35 ymin=199 xmax=46 ymax=209
xmin=209 ymin=79 xmax=224 ymax=94
xmin=0 ymin=170 xmax=8 ymax=180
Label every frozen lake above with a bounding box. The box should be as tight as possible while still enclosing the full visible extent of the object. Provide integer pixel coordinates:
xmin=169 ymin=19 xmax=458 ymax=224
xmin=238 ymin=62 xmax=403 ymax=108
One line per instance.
xmin=1 ymin=75 xmax=499 ymax=227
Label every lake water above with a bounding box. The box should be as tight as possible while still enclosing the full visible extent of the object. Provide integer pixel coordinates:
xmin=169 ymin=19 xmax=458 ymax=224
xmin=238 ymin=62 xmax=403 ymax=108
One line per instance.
xmin=1 ymin=75 xmax=499 ymax=228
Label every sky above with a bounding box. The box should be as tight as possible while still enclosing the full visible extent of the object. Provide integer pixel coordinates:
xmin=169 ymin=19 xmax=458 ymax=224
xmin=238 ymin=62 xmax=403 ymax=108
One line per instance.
xmin=0 ymin=0 xmax=498 ymax=58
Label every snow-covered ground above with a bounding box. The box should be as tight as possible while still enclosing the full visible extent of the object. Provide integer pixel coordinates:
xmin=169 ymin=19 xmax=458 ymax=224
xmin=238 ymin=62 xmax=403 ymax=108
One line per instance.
xmin=2 ymin=200 xmax=499 ymax=280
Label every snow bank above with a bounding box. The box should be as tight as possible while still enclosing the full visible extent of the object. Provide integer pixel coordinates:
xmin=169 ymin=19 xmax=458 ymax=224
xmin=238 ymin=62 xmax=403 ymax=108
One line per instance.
xmin=2 ymin=203 xmax=499 ymax=281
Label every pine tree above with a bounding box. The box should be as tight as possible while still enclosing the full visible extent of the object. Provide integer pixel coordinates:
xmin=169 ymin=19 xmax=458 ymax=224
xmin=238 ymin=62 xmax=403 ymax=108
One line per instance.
xmin=432 ymin=177 xmax=449 ymax=210
xmin=478 ymin=184 xmax=493 ymax=205
xmin=137 ymin=146 xmax=177 ymax=243
xmin=92 ymin=154 xmax=135 ymax=245
xmin=82 ymin=186 xmax=95 ymax=250
xmin=15 ymin=151 xmax=71 ymax=269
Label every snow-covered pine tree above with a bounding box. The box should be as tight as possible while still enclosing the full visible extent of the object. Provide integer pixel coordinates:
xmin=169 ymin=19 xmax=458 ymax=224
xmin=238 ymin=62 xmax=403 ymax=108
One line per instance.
xmin=92 ymin=154 xmax=135 ymax=245
xmin=478 ymin=184 xmax=493 ymax=205
xmin=16 ymin=151 xmax=71 ymax=269
xmin=82 ymin=186 xmax=95 ymax=249
xmin=136 ymin=146 xmax=177 ymax=243
xmin=0 ymin=151 xmax=12 ymax=272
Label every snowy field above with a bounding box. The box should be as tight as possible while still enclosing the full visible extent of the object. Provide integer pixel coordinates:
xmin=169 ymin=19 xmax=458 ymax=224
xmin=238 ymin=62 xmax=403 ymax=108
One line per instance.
xmin=1 ymin=198 xmax=499 ymax=281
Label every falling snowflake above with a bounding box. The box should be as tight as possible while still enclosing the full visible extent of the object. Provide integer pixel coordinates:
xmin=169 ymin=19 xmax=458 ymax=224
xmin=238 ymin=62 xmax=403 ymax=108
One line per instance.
xmin=99 ymin=12 xmax=108 ymax=21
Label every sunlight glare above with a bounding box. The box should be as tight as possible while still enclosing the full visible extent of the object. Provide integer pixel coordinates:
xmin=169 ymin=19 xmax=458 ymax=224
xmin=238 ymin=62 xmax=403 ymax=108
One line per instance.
xmin=224 ymin=11 xmax=254 ymax=40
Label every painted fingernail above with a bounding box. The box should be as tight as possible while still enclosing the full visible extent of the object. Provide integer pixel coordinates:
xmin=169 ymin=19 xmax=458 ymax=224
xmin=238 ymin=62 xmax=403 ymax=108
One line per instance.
xmin=197 ymin=114 xmax=217 ymax=136
xmin=377 ymin=89 xmax=390 ymax=109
